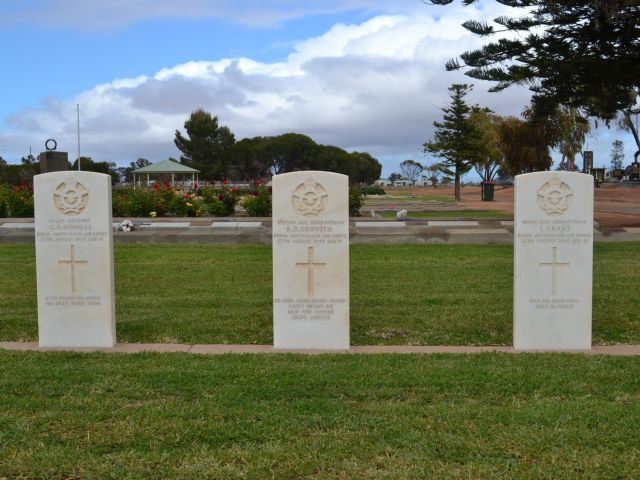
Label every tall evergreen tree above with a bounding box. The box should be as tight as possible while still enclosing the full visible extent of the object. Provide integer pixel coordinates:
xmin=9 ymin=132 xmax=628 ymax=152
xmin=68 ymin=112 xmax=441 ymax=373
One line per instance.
xmin=429 ymin=0 xmax=640 ymax=121
xmin=610 ymin=139 xmax=625 ymax=170
xmin=174 ymin=109 xmax=235 ymax=180
xmin=424 ymin=84 xmax=481 ymax=201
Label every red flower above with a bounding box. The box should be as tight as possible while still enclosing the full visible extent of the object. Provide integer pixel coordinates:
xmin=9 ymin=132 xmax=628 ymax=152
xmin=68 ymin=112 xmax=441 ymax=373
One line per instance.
xmin=252 ymin=191 xmax=258 ymax=197
xmin=152 ymin=183 xmax=160 ymax=191
xmin=268 ymin=185 xmax=272 ymax=193
xmin=231 ymin=187 xmax=238 ymax=193
xmin=255 ymin=179 xmax=262 ymax=186
xmin=194 ymin=181 xmax=198 ymax=189
xmin=164 ymin=181 xmax=171 ymax=191
xmin=223 ymin=179 xmax=229 ymax=186
xmin=218 ymin=194 xmax=225 ymax=201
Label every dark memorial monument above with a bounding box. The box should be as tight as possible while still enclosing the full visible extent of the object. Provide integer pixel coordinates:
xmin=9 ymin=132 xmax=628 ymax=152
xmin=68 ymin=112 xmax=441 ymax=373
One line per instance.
xmin=582 ymin=151 xmax=593 ymax=174
xmin=39 ymin=139 xmax=68 ymax=173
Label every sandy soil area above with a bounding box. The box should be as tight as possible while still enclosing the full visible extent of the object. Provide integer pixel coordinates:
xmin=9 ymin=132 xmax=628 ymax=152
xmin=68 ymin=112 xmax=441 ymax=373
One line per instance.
xmin=385 ymin=183 xmax=640 ymax=227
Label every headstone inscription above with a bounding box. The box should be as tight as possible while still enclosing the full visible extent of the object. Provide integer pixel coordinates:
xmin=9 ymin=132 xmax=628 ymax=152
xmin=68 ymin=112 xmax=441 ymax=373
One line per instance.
xmin=514 ymin=171 xmax=593 ymax=350
xmin=34 ymin=171 xmax=116 ymax=347
xmin=272 ymin=171 xmax=350 ymax=349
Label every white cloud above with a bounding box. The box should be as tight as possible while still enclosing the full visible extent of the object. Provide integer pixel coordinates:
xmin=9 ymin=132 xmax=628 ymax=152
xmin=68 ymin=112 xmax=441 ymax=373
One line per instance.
xmin=4 ymin=4 xmax=633 ymax=175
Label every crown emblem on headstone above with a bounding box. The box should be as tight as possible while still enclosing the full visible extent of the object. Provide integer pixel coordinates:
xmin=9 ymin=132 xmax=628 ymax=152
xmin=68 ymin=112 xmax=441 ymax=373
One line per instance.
xmin=53 ymin=177 xmax=89 ymax=215
xmin=292 ymin=177 xmax=328 ymax=216
xmin=537 ymin=176 xmax=573 ymax=216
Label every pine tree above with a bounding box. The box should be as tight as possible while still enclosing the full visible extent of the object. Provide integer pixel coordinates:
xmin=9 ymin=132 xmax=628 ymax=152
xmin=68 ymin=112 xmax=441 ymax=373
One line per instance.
xmin=174 ymin=109 xmax=235 ymax=180
xmin=610 ymin=139 xmax=625 ymax=170
xmin=430 ymin=0 xmax=640 ymax=121
xmin=423 ymin=84 xmax=481 ymax=201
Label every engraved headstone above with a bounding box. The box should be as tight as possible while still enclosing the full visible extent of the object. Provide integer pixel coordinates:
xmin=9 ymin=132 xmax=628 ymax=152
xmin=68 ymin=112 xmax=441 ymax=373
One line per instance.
xmin=514 ymin=171 xmax=593 ymax=350
xmin=34 ymin=171 xmax=115 ymax=347
xmin=272 ymin=171 xmax=349 ymax=349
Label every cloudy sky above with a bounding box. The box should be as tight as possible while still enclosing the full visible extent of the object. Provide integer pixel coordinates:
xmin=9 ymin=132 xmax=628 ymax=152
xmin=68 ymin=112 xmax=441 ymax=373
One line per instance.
xmin=0 ymin=0 xmax=635 ymax=177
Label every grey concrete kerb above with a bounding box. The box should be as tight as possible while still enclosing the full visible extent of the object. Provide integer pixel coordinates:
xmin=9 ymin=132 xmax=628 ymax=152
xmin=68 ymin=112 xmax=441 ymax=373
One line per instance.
xmin=3 ymin=217 xmax=640 ymax=244
xmin=1 ymin=342 xmax=639 ymax=356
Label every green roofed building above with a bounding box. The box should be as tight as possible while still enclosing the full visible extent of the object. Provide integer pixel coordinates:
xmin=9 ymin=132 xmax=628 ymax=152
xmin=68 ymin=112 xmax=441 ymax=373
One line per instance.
xmin=132 ymin=159 xmax=200 ymax=188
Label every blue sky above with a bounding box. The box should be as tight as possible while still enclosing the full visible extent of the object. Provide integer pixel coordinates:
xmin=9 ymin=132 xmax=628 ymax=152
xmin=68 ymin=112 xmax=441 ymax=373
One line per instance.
xmin=0 ymin=0 xmax=636 ymax=177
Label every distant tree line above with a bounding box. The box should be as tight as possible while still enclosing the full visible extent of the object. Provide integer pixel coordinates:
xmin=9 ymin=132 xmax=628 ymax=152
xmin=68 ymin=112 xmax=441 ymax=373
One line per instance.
xmin=174 ymin=108 xmax=382 ymax=185
xmin=420 ymin=83 xmax=596 ymax=200
xmin=0 ymin=109 xmax=382 ymax=186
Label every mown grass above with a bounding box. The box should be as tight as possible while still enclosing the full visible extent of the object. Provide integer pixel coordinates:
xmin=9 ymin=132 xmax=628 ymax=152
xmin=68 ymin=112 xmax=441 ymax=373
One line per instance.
xmin=1 ymin=243 xmax=639 ymax=345
xmin=365 ymin=194 xmax=456 ymax=203
xmin=377 ymin=210 xmax=512 ymax=219
xmin=0 ymin=351 xmax=638 ymax=479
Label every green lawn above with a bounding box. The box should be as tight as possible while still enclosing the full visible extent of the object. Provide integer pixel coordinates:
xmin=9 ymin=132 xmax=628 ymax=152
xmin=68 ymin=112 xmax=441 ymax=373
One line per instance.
xmin=1 ymin=243 xmax=639 ymax=345
xmin=377 ymin=210 xmax=512 ymax=219
xmin=365 ymin=194 xmax=456 ymax=203
xmin=2 ymin=243 xmax=640 ymax=479
xmin=0 ymin=351 xmax=638 ymax=479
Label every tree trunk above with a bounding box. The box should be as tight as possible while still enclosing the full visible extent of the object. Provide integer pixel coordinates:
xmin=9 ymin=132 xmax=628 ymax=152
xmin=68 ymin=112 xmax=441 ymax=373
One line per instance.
xmin=454 ymin=167 xmax=461 ymax=202
xmin=624 ymin=111 xmax=640 ymax=161
xmin=625 ymin=111 xmax=640 ymax=152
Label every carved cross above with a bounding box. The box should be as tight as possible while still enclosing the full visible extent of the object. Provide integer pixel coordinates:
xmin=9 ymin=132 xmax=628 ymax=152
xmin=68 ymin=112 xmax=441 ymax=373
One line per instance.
xmin=539 ymin=245 xmax=570 ymax=296
xmin=296 ymin=246 xmax=326 ymax=298
xmin=57 ymin=244 xmax=88 ymax=293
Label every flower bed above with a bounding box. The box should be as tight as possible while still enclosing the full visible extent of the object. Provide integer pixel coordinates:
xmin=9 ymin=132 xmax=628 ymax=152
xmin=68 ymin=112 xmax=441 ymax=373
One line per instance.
xmin=112 ymin=182 xmax=240 ymax=217
xmin=0 ymin=181 xmax=364 ymax=217
xmin=0 ymin=183 xmax=34 ymax=217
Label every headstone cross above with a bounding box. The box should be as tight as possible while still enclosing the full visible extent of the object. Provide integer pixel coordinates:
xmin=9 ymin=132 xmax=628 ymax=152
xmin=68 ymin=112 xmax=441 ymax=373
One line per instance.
xmin=296 ymin=246 xmax=326 ymax=297
xmin=57 ymin=244 xmax=88 ymax=293
xmin=538 ymin=245 xmax=570 ymax=296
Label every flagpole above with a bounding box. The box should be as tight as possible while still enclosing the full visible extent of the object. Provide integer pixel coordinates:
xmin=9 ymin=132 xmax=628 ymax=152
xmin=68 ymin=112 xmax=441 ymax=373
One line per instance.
xmin=77 ymin=104 xmax=81 ymax=170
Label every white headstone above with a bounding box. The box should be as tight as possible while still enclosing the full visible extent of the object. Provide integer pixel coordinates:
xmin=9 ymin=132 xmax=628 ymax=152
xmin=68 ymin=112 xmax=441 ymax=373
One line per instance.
xmin=514 ymin=171 xmax=593 ymax=350
xmin=34 ymin=171 xmax=116 ymax=348
xmin=272 ymin=171 xmax=350 ymax=349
